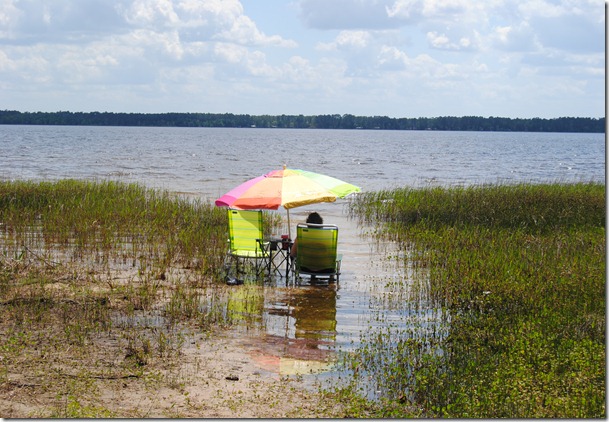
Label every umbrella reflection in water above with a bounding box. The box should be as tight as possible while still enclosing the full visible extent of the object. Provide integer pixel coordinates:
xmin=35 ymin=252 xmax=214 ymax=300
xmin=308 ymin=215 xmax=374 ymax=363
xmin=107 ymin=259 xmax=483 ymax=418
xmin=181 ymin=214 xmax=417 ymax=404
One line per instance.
xmin=218 ymin=166 xmax=354 ymax=374
xmin=236 ymin=285 xmax=338 ymax=376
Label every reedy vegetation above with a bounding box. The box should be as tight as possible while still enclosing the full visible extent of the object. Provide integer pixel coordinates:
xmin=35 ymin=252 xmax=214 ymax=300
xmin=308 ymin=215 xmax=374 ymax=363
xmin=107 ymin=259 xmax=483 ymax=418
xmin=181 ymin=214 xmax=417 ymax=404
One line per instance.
xmin=342 ymin=182 xmax=605 ymax=418
xmin=0 ymin=180 xmax=604 ymax=417
xmin=0 ymin=180 xmax=251 ymax=417
xmin=0 ymin=179 xmax=227 ymax=274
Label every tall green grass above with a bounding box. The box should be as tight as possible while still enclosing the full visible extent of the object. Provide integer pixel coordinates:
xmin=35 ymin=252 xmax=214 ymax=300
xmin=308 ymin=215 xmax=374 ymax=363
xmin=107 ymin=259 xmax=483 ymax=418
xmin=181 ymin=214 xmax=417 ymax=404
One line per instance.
xmin=0 ymin=179 xmax=228 ymax=277
xmin=0 ymin=179 xmax=272 ymax=417
xmin=344 ymin=182 xmax=605 ymax=418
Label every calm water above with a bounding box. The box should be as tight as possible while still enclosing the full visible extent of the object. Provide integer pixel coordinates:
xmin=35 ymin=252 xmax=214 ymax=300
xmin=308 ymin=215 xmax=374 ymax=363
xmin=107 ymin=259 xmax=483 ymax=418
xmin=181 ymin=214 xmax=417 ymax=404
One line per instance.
xmin=0 ymin=125 xmax=605 ymax=381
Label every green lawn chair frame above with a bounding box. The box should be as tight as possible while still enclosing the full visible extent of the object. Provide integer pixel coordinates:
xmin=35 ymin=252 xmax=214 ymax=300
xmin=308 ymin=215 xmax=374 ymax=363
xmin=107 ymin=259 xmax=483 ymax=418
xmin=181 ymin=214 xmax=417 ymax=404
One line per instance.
xmin=294 ymin=223 xmax=341 ymax=283
xmin=226 ymin=209 xmax=271 ymax=281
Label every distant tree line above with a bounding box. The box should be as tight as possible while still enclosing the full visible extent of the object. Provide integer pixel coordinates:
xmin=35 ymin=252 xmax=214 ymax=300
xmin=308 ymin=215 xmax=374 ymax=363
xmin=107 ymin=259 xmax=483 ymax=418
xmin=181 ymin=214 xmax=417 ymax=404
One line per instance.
xmin=0 ymin=110 xmax=604 ymax=133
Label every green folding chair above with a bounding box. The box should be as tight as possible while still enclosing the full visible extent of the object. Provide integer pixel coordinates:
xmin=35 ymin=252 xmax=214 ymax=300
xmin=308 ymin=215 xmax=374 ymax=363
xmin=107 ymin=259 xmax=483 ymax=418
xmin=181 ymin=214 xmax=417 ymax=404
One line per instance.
xmin=293 ymin=223 xmax=341 ymax=283
xmin=225 ymin=209 xmax=270 ymax=281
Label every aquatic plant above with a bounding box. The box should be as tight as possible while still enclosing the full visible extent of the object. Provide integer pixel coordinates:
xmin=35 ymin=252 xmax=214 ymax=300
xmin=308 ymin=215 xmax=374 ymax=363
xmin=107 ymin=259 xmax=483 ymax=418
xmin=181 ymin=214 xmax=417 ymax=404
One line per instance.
xmin=0 ymin=179 xmax=282 ymax=417
xmin=344 ymin=182 xmax=605 ymax=418
xmin=0 ymin=179 xmax=604 ymax=417
xmin=0 ymin=179 xmax=228 ymax=279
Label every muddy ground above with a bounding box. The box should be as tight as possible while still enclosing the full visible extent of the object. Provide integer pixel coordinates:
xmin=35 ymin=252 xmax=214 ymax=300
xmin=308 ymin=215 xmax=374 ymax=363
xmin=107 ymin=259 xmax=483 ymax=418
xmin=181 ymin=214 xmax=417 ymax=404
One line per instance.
xmin=1 ymin=335 xmax=348 ymax=418
xmin=0 ymin=262 xmax=351 ymax=418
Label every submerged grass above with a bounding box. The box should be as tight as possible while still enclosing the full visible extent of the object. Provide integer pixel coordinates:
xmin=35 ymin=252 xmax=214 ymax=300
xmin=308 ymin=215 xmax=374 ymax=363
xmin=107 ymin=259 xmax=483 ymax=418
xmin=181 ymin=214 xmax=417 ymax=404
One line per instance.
xmin=0 ymin=179 xmax=286 ymax=417
xmin=0 ymin=179 xmax=604 ymax=417
xmin=342 ymin=182 xmax=605 ymax=418
xmin=0 ymin=179 xmax=228 ymax=276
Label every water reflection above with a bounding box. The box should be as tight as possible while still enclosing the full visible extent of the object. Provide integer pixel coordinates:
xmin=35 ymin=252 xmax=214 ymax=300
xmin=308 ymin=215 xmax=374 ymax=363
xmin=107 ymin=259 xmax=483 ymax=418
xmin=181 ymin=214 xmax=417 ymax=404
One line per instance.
xmin=227 ymin=284 xmax=338 ymax=375
xmin=226 ymin=284 xmax=265 ymax=326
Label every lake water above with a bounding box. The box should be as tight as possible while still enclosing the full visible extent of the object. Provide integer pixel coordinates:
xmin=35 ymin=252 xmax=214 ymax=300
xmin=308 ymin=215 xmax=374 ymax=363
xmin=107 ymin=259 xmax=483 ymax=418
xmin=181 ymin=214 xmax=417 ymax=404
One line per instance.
xmin=0 ymin=125 xmax=605 ymax=384
xmin=0 ymin=125 xmax=604 ymax=196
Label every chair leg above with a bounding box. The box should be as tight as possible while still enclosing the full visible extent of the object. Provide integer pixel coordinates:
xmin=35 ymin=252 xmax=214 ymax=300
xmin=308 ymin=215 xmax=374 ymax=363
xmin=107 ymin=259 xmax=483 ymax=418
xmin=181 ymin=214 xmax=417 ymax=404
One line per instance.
xmin=223 ymin=255 xmax=245 ymax=284
xmin=222 ymin=254 xmax=232 ymax=281
xmin=256 ymin=259 xmax=268 ymax=280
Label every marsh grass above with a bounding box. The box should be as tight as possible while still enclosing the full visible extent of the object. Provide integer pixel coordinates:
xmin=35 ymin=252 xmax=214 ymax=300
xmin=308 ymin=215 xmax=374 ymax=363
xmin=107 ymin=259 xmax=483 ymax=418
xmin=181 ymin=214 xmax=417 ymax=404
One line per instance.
xmin=343 ymin=182 xmax=605 ymax=418
xmin=1 ymin=179 xmax=604 ymax=417
xmin=0 ymin=179 xmax=282 ymax=417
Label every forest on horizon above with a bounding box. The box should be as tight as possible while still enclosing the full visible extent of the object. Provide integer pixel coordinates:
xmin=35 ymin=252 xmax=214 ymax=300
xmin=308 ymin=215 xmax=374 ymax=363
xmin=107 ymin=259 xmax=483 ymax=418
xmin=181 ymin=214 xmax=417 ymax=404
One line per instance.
xmin=0 ymin=110 xmax=604 ymax=133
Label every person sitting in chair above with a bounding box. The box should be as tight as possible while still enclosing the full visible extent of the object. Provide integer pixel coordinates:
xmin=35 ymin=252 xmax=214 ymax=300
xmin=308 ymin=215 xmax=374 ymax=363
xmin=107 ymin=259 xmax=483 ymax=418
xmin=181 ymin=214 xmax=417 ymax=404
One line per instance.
xmin=290 ymin=211 xmax=323 ymax=259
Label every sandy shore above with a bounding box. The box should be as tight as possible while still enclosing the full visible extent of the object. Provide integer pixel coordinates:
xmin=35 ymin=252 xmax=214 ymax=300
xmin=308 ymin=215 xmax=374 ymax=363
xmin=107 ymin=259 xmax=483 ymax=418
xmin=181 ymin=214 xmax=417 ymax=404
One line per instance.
xmin=0 ymin=263 xmax=348 ymax=418
xmin=0 ymin=321 xmax=348 ymax=418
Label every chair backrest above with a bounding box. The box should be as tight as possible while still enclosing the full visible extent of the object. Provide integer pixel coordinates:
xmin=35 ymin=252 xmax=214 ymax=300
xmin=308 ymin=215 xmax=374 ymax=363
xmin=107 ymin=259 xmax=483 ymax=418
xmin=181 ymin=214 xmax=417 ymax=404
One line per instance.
xmin=295 ymin=223 xmax=338 ymax=273
xmin=227 ymin=209 xmax=264 ymax=255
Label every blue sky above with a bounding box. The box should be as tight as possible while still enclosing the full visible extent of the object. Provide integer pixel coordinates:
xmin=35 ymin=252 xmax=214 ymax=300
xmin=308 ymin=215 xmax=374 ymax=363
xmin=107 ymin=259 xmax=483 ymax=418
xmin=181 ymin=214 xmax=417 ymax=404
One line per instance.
xmin=0 ymin=0 xmax=604 ymax=118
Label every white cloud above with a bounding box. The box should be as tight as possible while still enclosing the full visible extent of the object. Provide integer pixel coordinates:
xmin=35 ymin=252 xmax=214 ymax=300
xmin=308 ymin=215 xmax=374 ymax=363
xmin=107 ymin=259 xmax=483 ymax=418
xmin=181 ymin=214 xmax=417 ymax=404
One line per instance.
xmin=490 ymin=22 xmax=538 ymax=52
xmin=376 ymin=45 xmax=409 ymax=69
xmin=216 ymin=13 xmax=297 ymax=47
xmin=0 ymin=0 xmax=298 ymax=92
xmin=0 ymin=0 xmax=603 ymax=117
xmin=386 ymin=0 xmax=481 ymax=23
xmin=317 ymin=30 xmax=371 ymax=51
xmin=385 ymin=0 xmax=422 ymax=21
xmin=426 ymin=31 xmax=478 ymax=51
xmin=117 ymin=0 xmax=297 ymax=47
xmin=0 ymin=0 xmax=22 ymax=38
xmin=516 ymin=0 xmax=596 ymax=20
xmin=122 ymin=0 xmax=179 ymax=27
xmin=376 ymin=45 xmax=460 ymax=81
xmin=420 ymin=0 xmax=471 ymax=17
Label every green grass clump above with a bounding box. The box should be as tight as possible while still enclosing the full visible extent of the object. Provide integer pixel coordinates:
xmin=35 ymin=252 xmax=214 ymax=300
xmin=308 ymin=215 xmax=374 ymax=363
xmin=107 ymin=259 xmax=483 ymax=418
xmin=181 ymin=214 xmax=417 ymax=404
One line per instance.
xmin=345 ymin=182 xmax=605 ymax=418
xmin=0 ymin=179 xmax=227 ymax=277
xmin=0 ymin=179 xmax=277 ymax=417
xmin=350 ymin=182 xmax=605 ymax=234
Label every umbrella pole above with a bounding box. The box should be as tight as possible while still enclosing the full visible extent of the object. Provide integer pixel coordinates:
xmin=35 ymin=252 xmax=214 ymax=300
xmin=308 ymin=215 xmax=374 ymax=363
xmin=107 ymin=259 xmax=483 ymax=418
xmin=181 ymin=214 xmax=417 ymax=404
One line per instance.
xmin=286 ymin=209 xmax=292 ymax=283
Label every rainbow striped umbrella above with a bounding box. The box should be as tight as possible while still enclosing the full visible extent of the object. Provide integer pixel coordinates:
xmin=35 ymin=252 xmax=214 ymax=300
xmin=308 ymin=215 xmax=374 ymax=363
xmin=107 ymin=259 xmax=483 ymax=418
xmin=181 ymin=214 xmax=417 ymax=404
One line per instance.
xmin=215 ymin=166 xmax=361 ymax=236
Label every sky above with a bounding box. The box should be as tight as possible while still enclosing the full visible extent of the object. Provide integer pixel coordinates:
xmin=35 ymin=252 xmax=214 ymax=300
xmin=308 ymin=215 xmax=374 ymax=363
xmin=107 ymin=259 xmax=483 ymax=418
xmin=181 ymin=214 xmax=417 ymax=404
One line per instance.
xmin=0 ymin=0 xmax=605 ymax=118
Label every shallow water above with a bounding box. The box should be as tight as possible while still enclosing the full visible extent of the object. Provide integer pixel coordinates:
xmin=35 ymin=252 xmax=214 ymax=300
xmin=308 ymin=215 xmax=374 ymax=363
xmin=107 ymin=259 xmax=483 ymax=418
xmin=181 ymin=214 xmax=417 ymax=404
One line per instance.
xmin=0 ymin=125 xmax=604 ymax=386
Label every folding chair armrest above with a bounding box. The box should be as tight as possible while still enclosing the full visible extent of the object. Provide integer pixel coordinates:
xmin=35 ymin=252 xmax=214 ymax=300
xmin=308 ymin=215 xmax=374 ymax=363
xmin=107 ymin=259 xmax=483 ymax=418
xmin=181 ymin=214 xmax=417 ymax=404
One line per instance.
xmin=256 ymin=238 xmax=271 ymax=254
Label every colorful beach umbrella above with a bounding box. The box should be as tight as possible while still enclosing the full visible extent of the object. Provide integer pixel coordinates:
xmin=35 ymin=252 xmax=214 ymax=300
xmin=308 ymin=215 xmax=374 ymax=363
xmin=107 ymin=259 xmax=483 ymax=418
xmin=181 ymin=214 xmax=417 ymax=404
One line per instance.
xmin=215 ymin=166 xmax=361 ymax=237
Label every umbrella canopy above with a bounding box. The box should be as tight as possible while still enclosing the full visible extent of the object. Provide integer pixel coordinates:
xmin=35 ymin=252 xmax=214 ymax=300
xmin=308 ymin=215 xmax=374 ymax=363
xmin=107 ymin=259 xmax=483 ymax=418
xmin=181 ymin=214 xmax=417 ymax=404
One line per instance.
xmin=215 ymin=166 xmax=361 ymax=238
xmin=215 ymin=166 xmax=360 ymax=210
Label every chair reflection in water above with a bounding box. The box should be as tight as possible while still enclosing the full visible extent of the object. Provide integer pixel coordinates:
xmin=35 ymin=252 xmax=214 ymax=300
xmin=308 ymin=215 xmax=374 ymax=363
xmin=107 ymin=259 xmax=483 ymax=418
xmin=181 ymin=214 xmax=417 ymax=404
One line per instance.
xmin=224 ymin=209 xmax=270 ymax=282
xmin=293 ymin=223 xmax=341 ymax=284
xmin=285 ymin=285 xmax=337 ymax=367
xmin=256 ymin=284 xmax=338 ymax=374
